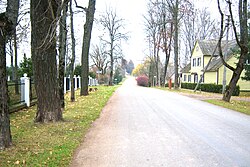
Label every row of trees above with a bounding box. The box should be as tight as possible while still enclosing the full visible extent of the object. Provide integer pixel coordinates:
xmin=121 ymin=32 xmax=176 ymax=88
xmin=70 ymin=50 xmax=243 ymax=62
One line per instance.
xmin=0 ymin=0 xmax=131 ymax=150
xmin=142 ymin=0 xmax=219 ymax=87
xmin=138 ymin=0 xmax=248 ymax=102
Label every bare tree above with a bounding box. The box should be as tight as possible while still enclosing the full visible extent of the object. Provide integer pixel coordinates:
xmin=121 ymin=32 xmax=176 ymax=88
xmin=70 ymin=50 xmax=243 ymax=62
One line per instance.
xmin=217 ymin=0 xmax=248 ymax=102
xmin=80 ymin=0 xmax=96 ymax=96
xmin=99 ymin=8 xmax=128 ymax=86
xmin=90 ymin=44 xmax=109 ymax=75
xmin=182 ymin=7 xmax=218 ymax=66
xmin=0 ymin=0 xmax=20 ymax=150
xmin=69 ymin=0 xmax=76 ymax=102
xmin=144 ymin=1 xmax=160 ymax=86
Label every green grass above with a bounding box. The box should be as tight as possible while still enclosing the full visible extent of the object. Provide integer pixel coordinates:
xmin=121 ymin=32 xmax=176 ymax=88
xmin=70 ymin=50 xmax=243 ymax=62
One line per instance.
xmin=240 ymin=91 xmax=250 ymax=97
xmin=157 ymin=87 xmax=250 ymax=115
xmin=205 ymin=99 xmax=250 ymax=115
xmin=0 ymin=85 xmax=119 ymax=167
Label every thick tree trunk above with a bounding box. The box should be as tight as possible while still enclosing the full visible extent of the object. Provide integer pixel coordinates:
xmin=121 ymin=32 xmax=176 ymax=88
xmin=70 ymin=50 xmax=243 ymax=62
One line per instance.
xmin=58 ymin=3 xmax=68 ymax=109
xmin=70 ymin=0 xmax=76 ymax=102
xmin=31 ymin=0 xmax=62 ymax=122
xmin=0 ymin=20 xmax=12 ymax=150
xmin=223 ymin=48 xmax=247 ymax=101
xmin=81 ymin=0 xmax=96 ymax=96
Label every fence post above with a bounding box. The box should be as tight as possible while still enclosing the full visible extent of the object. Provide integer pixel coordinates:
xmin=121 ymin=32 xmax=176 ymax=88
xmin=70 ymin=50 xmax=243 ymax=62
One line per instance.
xmin=64 ymin=77 xmax=66 ymax=93
xmin=21 ymin=74 xmax=30 ymax=107
xmin=77 ymin=75 xmax=81 ymax=88
xmin=74 ymin=75 xmax=77 ymax=90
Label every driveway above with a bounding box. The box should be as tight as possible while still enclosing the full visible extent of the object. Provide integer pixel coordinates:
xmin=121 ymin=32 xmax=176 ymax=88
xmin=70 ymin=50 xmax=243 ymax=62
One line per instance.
xmin=70 ymin=77 xmax=250 ymax=167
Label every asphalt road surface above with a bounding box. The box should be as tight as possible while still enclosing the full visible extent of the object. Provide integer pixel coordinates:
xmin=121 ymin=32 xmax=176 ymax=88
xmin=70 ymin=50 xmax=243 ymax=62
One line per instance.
xmin=70 ymin=77 xmax=250 ymax=167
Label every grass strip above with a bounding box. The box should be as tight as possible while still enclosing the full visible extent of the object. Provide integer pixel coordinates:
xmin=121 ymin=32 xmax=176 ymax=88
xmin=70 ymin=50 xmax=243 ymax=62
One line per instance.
xmin=0 ymin=85 xmax=118 ymax=167
xmin=204 ymin=99 xmax=250 ymax=115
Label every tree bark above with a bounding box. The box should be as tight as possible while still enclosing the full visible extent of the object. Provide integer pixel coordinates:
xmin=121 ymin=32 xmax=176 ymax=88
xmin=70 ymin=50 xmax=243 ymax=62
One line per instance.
xmin=58 ymin=2 xmax=68 ymax=109
xmin=0 ymin=17 xmax=12 ymax=150
xmin=14 ymin=29 xmax=19 ymax=94
xmin=31 ymin=0 xmax=63 ymax=122
xmin=9 ymin=39 xmax=14 ymax=81
xmin=163 ymin=23 xmax=173 ymax=87
xmin=70 ymin=0 xmax=76 ymax=102
xmin=80 ymin=0 xmax=96 ymax=96
xmin=173 ymin=0 xmax=179 ymax=89
xmin=109 ymin=41 xmax=114 ymax=86
xmin=0 ymin=0 xmax=20 ymax=150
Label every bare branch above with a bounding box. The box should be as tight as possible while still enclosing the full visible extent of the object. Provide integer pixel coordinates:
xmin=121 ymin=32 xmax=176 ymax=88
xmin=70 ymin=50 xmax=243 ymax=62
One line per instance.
xmin=217 ymin=0 xmax=235 ymax=71
xmin=74 ymin=0 xmax=87 ymax=12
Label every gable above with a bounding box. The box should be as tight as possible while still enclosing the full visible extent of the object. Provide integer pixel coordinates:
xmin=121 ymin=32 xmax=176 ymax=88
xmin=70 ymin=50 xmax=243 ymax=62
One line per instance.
xmin=199 ymin=40 xmax=238 ymax=71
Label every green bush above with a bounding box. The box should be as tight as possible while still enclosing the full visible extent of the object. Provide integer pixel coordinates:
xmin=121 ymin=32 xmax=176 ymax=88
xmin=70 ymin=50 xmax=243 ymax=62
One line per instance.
xmin=181 ymin=83 xmax=240 ymax=96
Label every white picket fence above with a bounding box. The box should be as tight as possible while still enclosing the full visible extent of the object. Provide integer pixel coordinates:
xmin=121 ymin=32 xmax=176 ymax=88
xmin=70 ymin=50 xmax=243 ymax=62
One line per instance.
xmin=20 ymin=74 xmax=98 ymax=107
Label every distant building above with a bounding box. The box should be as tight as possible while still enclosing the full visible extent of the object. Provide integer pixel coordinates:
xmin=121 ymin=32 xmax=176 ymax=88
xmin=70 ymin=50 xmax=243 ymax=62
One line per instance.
xmin=181 ymin=40 xmax=250 ymax=91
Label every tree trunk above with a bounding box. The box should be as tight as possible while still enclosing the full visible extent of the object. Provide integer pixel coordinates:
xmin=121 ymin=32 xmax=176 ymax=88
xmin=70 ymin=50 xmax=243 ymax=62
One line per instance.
xmin=58 ymin=2 xmax=68 ymax=109
xmin=173 ymin=0 xmax=179 ymax=89
xmin=109 ymin=55 xmax=114 ymax=86
xmin=31 ymin=0 xmax=63 ymax=122
xmin=70 ymin=0 xmax=76 ymax=102
xmin=80 ymin=0 xmax=96 ymax=96
xmin=223 ymin=66 xmax=243 ymax=102
xmin=0 ymin=0 xmax=20 ymax=150
xmin=163 ymin=23 xmax=173 ymax=87
xmin=219 ymin=0 xmax=248 ymax=102
xmin=9 ymin=40 xmax=14 ymax=81
xmin=14 ymin=29 xmax=19 ymax=94
xmin=0 ymin=19 xmax=12 ymax=150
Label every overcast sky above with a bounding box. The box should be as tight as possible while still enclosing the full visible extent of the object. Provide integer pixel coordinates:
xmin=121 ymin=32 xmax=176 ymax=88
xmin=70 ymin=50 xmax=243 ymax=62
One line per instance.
xmin=91 ymin=0 xmax=219 ymax=66
xmin=6 ymin=0 xmax=219 ymax=67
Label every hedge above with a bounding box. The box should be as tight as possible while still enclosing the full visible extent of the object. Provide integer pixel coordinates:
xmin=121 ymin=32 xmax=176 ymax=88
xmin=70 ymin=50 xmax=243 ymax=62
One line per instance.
xmin=180 ymin=83 xmax=240 ymax=96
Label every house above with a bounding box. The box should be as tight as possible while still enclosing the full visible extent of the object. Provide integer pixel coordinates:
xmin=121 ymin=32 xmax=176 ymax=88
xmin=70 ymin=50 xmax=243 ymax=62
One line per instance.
xmin=181 ymin=40 xmax=250 ymax=91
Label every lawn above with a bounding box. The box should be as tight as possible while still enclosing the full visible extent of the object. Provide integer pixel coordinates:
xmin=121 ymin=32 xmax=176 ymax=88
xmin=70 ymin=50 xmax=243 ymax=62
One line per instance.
xmin=205 ymin=99 xmax=250 ymax=115
xmin=0 ymin=85 xmax=119 ymax=167
xmin=157 ymin=87 xmax=250 ymax=115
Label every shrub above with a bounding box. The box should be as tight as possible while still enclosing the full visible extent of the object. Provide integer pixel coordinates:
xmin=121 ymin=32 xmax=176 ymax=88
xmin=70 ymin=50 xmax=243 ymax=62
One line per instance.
xmin=181 ymin=83 xmax=240 ymax=96
xmin=136 ymin=75 xmax=149 ymax=87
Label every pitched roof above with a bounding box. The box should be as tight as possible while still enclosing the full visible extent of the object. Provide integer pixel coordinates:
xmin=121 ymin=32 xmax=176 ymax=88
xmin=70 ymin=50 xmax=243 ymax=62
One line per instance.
xmin=197 ymin=40 xmax=237 ymax=56
xmin=197 ymin=40 xmax=238 ymax=71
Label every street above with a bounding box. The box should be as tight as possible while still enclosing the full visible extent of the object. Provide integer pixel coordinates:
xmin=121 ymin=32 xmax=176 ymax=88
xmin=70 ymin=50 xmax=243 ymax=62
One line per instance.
xmin=70 ymin=77 xmax=250 ymax=167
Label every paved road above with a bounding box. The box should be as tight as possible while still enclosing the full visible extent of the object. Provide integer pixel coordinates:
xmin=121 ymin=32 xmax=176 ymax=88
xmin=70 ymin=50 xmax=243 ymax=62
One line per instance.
xmin=70 ymin=77 xmax=250 ymax=167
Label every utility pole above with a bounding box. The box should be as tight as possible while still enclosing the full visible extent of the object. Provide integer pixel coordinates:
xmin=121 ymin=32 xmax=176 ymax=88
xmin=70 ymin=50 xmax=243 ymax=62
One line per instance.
xmin=222 ymin=15 xmax=230 ymax=94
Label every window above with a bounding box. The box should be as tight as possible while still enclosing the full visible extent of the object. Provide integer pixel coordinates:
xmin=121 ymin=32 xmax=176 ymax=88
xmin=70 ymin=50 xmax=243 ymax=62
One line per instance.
xmin=192 ymin=58 xmax=196 ymax=67
xmin=188 ymin=75 xmax=191 ymax=82
xmin=194 ymin=74 xmax=198 ymax=83
xmin=197 ymin=57 xmax=201 ymax=66
xmin=184 ymin=75 xmax=187 ymax=81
